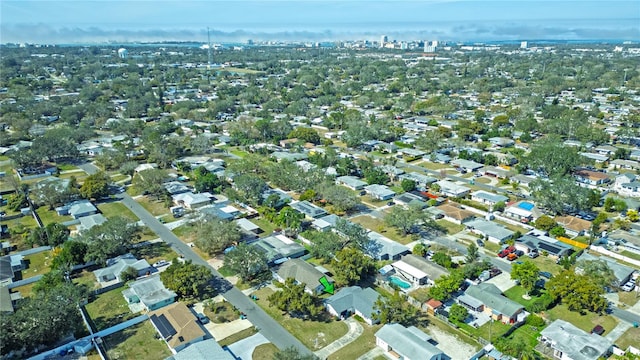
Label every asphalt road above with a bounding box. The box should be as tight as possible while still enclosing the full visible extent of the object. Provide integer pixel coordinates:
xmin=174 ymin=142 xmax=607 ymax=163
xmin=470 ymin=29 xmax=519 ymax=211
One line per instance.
xmin=78 ymin=162 xmax=311 ymax=355
xmin=611 ymin=307 xmax=640 ymax=325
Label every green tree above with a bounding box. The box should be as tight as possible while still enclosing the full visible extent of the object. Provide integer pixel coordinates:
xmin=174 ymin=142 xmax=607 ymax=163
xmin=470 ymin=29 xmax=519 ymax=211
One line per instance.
xmin=576 ymin=260 xmax=616 ymax=288
xmin=534 ymin=215 xmax=557 ymax=232
xmin=194 ymin=217 xmax=242 ymax=255
xmin=372 ymin=290 xmax=417 ymax=325
xmin=82 ymin=216 xmax=141 ymax=265
xmin=385 ymin=204 xmax=427 ymax=235
xmin=160 ymin=260 xmax=213 ymax=300
xmin=308 ymin=231 xmax=347 ymax=262
xmin=52 ymin=240 xmax=88 ymax=270
xmin=431 ymin=251 xmax=453 ymax=269
xmin=134 ymin=168 xmax=169 ymax=200
xmin=80 ymin=171 xmax=111 ymax=199
xmin=6 ymin=192 xmax=27 ymax=211
xmin=400 ymin=179 xmax=417 ymax=192
xmin=268 ymin=278 xmax=323 ymax=319
xmin=511 ymin=261 xmax=540 ymax=296
xmin=546 ymin=269 xmax=608 ymax=314
xmin=465 ymin=243 xmax=479 ymax=264
xmin=288 ymin=127 xmax=321 ymax=144
xmin=120 ymin=266 xmax=139 ymax=282
xmin=223 ymin=243 xmax=269 ymax=282
xmin=449 ymin=303 xmax=469 ymax=323
xmin=331 ymin=248 xmax=376 ymax=286
xmin=319 ymin=185 xmax=361 ymax=213
xmin=493 ymin=201 xmax=506 ymax=212
xmin=549 ymin=226 xmax=566 ymax=238
xmin=413 ymin=243 xmax=428 ymax=257
xmin=26 ymin=222 xmax=69 ymax=247
xmin=193 ymin=166 xmax=223 ymax=194
xmin=428 ymin=270 xmax=464 ymax=301
xmin=275 ymin=206 xmax=305 ymax=232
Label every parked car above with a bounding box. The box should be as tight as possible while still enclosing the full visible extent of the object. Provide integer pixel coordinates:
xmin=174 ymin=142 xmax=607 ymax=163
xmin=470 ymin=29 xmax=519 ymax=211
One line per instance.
xmin=359 ymin=190 xmax=366 ymax=196
xmin=489 ymin=268 xmax=502 ymax=277
xmin=196 ymin=313 xmax=209 ymax=324
xmin=498 ymin=246 xmax=516 ymax=258
xmin=591 ymin=325 xmax=605 ymax=335
xmin=153 ymin=260 xmax=170 ymax=268
xmin=507 ymin=253 xmax=518 ymax=261
xmin=528 ymin=250 xmax=539 ymax=259
xmin=621 ymin=281 xmax=636 ymax=292
xmin=514 ymin=250 xmax=524 ymax=257
xmin=539 ymin=271 xmax=553 ymax=279
xmin=476 ymin=239 xmax=485 ymax=247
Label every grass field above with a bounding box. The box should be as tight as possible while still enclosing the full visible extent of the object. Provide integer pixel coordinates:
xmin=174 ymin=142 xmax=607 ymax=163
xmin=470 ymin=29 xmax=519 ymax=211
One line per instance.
xmin=328 ymin=323 xmax=382 ymax=360
xmin=97 ymin=202 xmax=139 ymax=221
xmin=103 ymin=321 xmax=171 ymax=360
xmin=545 ymin=304 xmax=618 ymax=334
xmin=617 ymin=291 xmax=640 ymax=307
xmin=131 ymin=242 xmax=177 ymax=265
xmin=1 ymin=215 xmax=38 ymax=250
xmin=204 ymin=301 xmax=240 ymax=324
xmin=35 ymin=207 xmax=72 ymax=226
xmin=616 ymin=327 xmax=640 ymax=350
xmin=252 ymin=287 xmax=348 ymax=350
xmin=436 ymin=219 xmax=465 ymax=235
xmin=136 ymin=197 xmax=170 ymax=217
xmin=252 ymin=343 xmax=279 ymax=360
xmin=251 ymin=217 xmax=278 ymax=236
xmin=350 ymin=215 xmax=415 ymax=245
xmin=85 ymin=287 xmax=135 ymax=331
xmin=621 ymin=250 xmax=640 ymax=262
xmin=23 ymin=250 xmax=53 ymax=279
xmin=71 ymin=270 xmax=98 ymax=291
xmin=503 ymin=286 xmax=543 ymax=308
xmin=218 ymin=327 xmax=258 ymax=347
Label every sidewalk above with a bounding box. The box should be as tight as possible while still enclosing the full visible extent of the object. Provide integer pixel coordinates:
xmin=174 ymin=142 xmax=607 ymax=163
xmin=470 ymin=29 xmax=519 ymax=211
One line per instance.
xmin=314 ymin=318 xmax=364 ymax=360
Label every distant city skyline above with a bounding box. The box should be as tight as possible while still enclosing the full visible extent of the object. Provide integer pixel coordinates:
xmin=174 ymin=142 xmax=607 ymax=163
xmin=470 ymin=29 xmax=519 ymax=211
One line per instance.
xmin=1 ymin=0 xmax=639 ymax=44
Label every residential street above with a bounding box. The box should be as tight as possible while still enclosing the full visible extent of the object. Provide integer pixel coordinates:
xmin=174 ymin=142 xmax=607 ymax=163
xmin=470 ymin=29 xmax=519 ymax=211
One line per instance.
xmin=78 ymin=162 xmax=312 ymax=355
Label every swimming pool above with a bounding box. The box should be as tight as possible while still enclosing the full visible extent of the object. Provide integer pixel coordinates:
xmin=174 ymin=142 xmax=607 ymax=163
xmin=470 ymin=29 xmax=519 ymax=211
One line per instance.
xmin=518 ymin=202 xmax=534 ymax=211
xmin=389 ymin=276 xmax=411 ymax=289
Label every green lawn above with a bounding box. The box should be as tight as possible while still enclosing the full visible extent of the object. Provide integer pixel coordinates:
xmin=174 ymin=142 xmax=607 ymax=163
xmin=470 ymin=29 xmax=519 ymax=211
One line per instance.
xmin=251 ymin=217 xmax=278 ymax=236
xmin=103 ymin=321 xmax=171 ymax=360
xmin=409 ymin=287 xmax=432 ymax=303
xmin=85 ymin=287 xmax=135 ymax=331
xmin=12 ymin=282 xmax=36 ymax=298
xmin=35 ymin=207 xmax=72 ymax=226
xmin=218 ymin=327 xmax=258 ymax=346
xmin=23 ymin=250 xmax=53 ymax=279
xmin=204 ymin=301 xmax=240 ymax=323
xmin=56 ymin=163 xmax=79 ymax=171
xmin=253 ymin=287 xmax=349 ymax=350
xmin=545 ymin=304 xmax=618 ymax=334
xmin=252 ymin=343 xmax=279 ymax=360
xmin=621 ymin=250 xmax=640 ymax=262
xmin=1 ymin=215 xmax=38 ymax=250
xmin=110 ymin=174 xmax=129 ymax=183
xmin=98 ymin=202 xmax=139 ymax=221
xmin=130 ymin=242 xmax=177 ymax=265
xmin=528 ymin=256 xmax=562 ymax=276
xmin=350 ymin=215 xmax=415 ymax=245
xmin=493 ymin=220 xmax=529 ymax=234
xmin=503 ymin=286 xmax=543 ymax=308
xmin=436 ymin=219 xmax=465 ymax=235
xmin=229 ymin=148 xmax=249 ymax=158
xmin=617 ymin=291 xmax=640 ymax=307
xmin=71 ymin=270 xmax=98 ymax=291
xmin=328 ymin=323 xmax=382 ymax=360
xmin=616 ymin=327 xmax=640 ymax=350
xmin=457 ymin=319 xmax=511 ymax=342
xmin=136 ymin=196 xmax=170 ymax=217
xmin=419 ymin=161 xmax=448 ymax=171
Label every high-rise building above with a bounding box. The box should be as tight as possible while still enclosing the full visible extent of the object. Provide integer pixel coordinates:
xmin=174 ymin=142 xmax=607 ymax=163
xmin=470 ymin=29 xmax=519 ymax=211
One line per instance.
xmin=520 ymin=41 xmax=528 ymax=49
xmin=380 ymin=35 xmax=388 ymax=48
xmin=424 ymin=41 xmax=438 ymax=53
xmin=117 ymin=48 xmax=128 ymax=59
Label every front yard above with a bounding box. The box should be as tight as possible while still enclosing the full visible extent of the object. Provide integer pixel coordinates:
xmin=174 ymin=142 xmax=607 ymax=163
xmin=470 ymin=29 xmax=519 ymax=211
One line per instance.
xmin=130 ymin=242 xmax=177 ymax=265
xmin=97 ymin=202 xmax=139 ymax=221
xmin=545 ymin=304 xmax=618 ymax=334
xmin=616 ymin=327 xmax=640 ymax=350
xmin=85 ymin=287 xmax=136 ymax=331
xmin=328 ymin=323 xmax=382 ymax=360
xmin=22 ymin=250 xmax=53 ymax=279
xmin=252 ymin=287 xmax=349 ymax=350
xmin=102 ymin=321 xmax=170 ymax=360
xmin=436 ymin=219 xmax=465 ymax=235
xmin=136 ymin=196 xmax=171 ymax=217
xmin=35 ymin=207 xmax=72 ymax=226
xmin=350 ymin=215 xmax=415 ymax=245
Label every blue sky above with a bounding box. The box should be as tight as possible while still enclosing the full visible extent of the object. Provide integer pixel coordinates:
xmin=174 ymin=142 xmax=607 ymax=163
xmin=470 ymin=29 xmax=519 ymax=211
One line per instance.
xmin=1 ymin=0 xmax=639 ymax=43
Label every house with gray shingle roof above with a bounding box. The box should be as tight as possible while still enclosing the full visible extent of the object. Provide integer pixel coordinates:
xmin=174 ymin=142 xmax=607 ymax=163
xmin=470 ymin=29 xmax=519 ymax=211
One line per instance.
xmin=539 ymin=320 xmax=612 ymax=360
xmin=122 ymin=274 xmax=177 ymax=311
xmin=470 ymin=191 xmax=508 ymax=207
xmin=289 ymin=200 xmax=328 ymax=219
xmin=365 ymin=232 xmax=410 ymax=261
xmin=375 ymin=323 xmax=451 ymax=360
xmin=56 ymin=200 xmax=98 ymax=219
xmin=458 ymin=283 xmax=526 ymax=324
xmin=325 ymin=286 xmax=380 ymax=325
xmin=336 ymin=176 xmax=368 ymax=191
xmin=275 ymin=258 xmax=332 ymax=295
xmin=93 ymin=253 xmax=153 ymax=285
xmin=464 ymin=218 xmax=514 ymax=244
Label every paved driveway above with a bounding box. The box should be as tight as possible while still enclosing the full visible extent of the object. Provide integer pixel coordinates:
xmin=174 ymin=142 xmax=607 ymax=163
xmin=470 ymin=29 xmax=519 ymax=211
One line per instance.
xmin=227 ymin=332 xmax=269 ymax=360
xmin=484 ymin=272 xmax=516 ymax=292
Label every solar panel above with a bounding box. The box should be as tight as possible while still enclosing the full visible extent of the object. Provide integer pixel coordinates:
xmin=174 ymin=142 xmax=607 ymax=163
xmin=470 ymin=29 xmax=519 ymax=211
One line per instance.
xmin=150 ymin=314 xmax=176 ymax=339
xmin=537 ymin=242 xmax=561 ymax=254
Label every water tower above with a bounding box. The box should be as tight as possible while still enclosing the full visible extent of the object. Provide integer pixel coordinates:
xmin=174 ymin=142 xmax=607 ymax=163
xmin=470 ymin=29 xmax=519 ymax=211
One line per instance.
xmin=117 ymin=48 xmax=128 ymax=59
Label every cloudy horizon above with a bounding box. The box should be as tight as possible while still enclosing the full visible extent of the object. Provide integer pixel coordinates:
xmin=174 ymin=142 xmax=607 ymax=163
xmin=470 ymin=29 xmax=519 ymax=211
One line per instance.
xmin=1 ymin=0 xmax=638 ymax=44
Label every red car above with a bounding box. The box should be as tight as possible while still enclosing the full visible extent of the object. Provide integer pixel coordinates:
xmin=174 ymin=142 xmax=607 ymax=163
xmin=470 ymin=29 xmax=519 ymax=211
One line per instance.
xmin=498 ymin=246 xmax=516 ymax=258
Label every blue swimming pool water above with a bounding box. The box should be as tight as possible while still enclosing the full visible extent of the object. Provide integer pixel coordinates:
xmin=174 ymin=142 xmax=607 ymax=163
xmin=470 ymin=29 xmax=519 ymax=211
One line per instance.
xmin=518 ymin=202 xmax=534 ymax=211
xmin=389 ymin=276 xmax=411 ymax=289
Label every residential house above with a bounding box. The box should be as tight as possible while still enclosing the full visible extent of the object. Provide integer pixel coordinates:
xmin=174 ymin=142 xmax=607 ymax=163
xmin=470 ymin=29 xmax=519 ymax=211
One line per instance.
xmin=365 ymin=232 xmax=410 ymax=261
xmin=311 ymin=214 xmax=340 ymax=232
xmin=458 ymin=283 xmax=526 ymax=324
xmin=164 ymin=181 xmax=191 ymax=195
xmin=464 ymin=218 xmax=514 ymax=244
xmin=436 ymin=180 xmax=471 ymax=198
xmin=488 ymin=137 xmax=515 ymax=148
xmin=198 ymin=204 xmax=235 ymax=221
xmin=451 ymin=159 xmax=483 ymax=173
xmin=93 ymin=253 xmax=152 ymax=284
xmin=480 ymin=166 xmax=512 ymax=179
xmin=614 ymin=174 xmax=640 ymax=197
xmin=504 ymin=203 xmax=535 ymax=223
xmin=424 ymin=299 xmax=443 ymax=316
xmin=274 ymin=258 xmax=332 ymax=295
xmin=0 ymin=256 xmax=19 ymax=285
xmin=515 ymin=232 xmax=573 ymax=259
xmin=394 ymin=192 xmax=426 ymax=208
xmin=271 ymin=151 xmax=308 ymax=162
xmin=252 ymin=234 xmax=306 ymax=265
xmin=398 ymin=172 xmax=437 ymax=188
xmin=577 ymin=253 xmax=635 ymax=287
xmin=56 ymin=200 xmax=98 ymax=219
xmin=365 ymin=184 xmax=396 ymax=201
xmin=149 ymin=302 xmax=206 ymax=354
xmin=261 ymin=188 xmax=292 ymax=208
xmin=0 ymin=285 xmax=21 ymax=313
xmin=398 ymin=148 xmax=425 ymax=161
xmin=595 ymin=145 xmax=617 ymax=156
xmin=289 ymin=200 xmax=328 ymax=219
xmin=235 ymin=218 xmax=260 ymax=235
xmin=122 ymin=274 xmax=177 ymax=311
xmin=391 ymin=254 xmax=449 ymax=286
xmin=325 ymin=286 xmax=380 ymax=325
xmin=379 ymin=165 xmax=405 ymax=181
xmin=335 ymin=176 xmax=368 ymax=191
xmin=539 ymin=320 xmax=612 ymax=360
xmin=436 ymin=203 xmax=475 ymax=225
xmin=173 ymin=192 xmax=212 ymax=209
xmin=610 ymin=159 xmax=640 ymax=171
xmin=580 ymin=152 xmax=609 ymax=163
xmin=470 ymin=191 xmax=508 ymax=208
xmin=573 ymin=169 xmax=610 ymax=188
xmin=167 ymin=339 xmax=234 ymax=360
xmin=375 ymin=323 xmax=451 ymax=360
xmin=554 ymin=215 xmax=591 ymax=237
xmin=77 ymin=213 xmax=107 ymax=233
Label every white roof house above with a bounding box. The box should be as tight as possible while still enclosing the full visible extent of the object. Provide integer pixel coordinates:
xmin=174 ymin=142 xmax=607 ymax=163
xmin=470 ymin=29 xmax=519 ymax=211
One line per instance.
xmin=365 ymin=184 xmax=396 ymax=201
xmin=436 ymin=180 xmax=470 ymax=198
xmin=539 ymin=320 xmax=612 ymax=360
xmin=375 ymin=323 xmax=451 ymax=360
xmin=391 ymin=254 xmax=449 ymax=286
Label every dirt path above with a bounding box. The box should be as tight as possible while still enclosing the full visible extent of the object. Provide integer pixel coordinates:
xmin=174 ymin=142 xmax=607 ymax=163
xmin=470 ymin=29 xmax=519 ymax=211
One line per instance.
xmin=425 ymin=326 xmax=478 ymax=360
